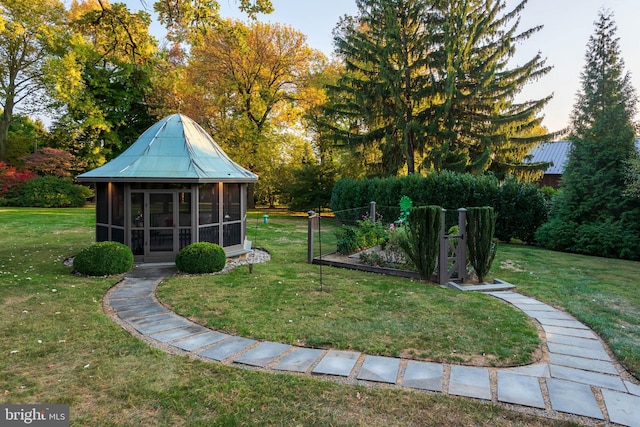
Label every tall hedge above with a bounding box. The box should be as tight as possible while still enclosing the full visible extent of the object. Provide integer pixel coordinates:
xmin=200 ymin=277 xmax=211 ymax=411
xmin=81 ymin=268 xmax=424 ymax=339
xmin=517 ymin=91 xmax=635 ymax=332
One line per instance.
xmin=398 ymin=206 xmax=441 ymax=280
xmin=466 ymin=207 xmax=497 ymax=283
xmin=331 ymin=171 xmax=546 ymax=243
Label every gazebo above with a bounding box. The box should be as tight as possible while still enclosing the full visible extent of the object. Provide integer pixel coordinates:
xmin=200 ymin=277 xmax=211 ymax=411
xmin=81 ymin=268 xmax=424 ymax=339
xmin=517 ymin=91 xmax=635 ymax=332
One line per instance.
xmin=77 ymin=114 xmax=258 ymax=263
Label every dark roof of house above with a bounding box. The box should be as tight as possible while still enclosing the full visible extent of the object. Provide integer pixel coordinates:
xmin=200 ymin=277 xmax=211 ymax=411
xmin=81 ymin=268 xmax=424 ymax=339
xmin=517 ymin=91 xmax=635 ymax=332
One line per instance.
xmin=527 ymin=139 xmax=640 ymax=175
xmin=77 ymin=114 xmax=258 ymax=183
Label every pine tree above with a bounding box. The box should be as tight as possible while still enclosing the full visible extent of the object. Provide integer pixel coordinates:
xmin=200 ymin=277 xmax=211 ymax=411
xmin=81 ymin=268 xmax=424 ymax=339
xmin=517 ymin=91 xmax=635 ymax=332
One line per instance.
xmin=535 ymin=10 xmax=640 ymax=260
xmin=329 ymin=0 xmax=439 ymax=176
xmin=428 ymin=0 xmax=553 ymax=174
xmin=327 ymin=0 xmax=553 ymax=177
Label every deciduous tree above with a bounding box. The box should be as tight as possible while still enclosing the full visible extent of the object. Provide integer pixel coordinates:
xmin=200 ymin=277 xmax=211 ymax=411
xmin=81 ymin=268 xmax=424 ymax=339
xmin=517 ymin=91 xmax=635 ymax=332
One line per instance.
xmin=0 ymin=0 xmax=66 ymax=161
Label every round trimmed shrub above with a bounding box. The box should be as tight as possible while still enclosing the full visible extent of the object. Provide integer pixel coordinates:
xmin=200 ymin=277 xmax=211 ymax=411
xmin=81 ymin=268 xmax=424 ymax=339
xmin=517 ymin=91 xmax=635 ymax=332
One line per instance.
xmin=175 ymin=242 xmax=227 ymax=274
xmin=73 ymin=241 xmax=134 ymax=276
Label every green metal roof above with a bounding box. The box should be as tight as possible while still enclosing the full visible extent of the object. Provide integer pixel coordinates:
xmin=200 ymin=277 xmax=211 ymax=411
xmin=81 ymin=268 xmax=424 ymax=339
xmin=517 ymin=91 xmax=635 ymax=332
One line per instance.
xmin=77 ymin=114 xmax=258 ymax=183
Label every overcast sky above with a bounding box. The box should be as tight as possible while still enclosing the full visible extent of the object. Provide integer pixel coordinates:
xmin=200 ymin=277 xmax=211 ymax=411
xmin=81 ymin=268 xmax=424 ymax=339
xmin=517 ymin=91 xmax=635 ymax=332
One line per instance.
xmin=139 ymin=0 xmax=640 ymax=135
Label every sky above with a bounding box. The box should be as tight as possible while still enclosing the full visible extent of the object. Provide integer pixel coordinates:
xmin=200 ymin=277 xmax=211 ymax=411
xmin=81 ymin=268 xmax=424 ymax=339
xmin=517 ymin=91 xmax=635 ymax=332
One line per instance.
xmin=137 ymin=0 xmax=640 ymax=135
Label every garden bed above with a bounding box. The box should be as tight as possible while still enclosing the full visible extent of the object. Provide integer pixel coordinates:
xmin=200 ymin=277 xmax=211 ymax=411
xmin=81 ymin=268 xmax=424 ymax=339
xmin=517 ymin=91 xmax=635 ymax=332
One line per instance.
xmin=313 ymin=250 xmax=422 ymax=280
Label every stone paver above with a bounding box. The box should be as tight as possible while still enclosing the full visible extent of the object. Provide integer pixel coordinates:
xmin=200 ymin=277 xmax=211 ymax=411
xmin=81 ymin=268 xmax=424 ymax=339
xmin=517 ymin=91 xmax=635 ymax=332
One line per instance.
xmin=197 ymin=336 xmax=257 ymax=361
xmin=131 ymin=316 xmax=193 ymax=335
xmin=548 ymin=353 xmax=618 ymax=375
xmin=234 ymin=342 xmax=291 ymax=368
xmin=547 ymin=341 xmax=611 ymax=361
xmin=545 ymin=333 xmax=605 ymax=350
xmin=550 ymin=364 xmax=626 ymax=391
xmin=357 ymin=355 xmax=400 ymax=384
xmin=172 ymin=331 xmax=229 ymax=351
xmin=448 ymin=366 xmax=491 ymax=400
xmin=312 ymin=350 xmax=360 ymax=377
xmin=602 ymin=389 xmax=640 ymax=427
xmin=104 ymin=269 xmax=640 ymax=427
xmin=497 ymin=372 xmax=545 ymax=409
xmin=273 ymin=348 xmax=325 ymax=373
xmin=149 ymin=324 xmax=208 ymax=343
xmin=543 ymin=325 xmax=598 ymax=340
xmin=402 ymin=361 xmax=443 ymax=392
xmin=547 ymin=378 xmax=604 ymax=420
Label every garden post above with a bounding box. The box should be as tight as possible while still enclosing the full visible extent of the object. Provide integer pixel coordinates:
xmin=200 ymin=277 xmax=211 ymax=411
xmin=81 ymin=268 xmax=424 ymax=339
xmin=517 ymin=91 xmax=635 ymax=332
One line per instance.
xmin=307 ymin=210 xmax=315 ymax=263
xmin=370 ymin=201 xmax=376 ymax=223
xmin=457 ymin=208 xmax=468 ymax=283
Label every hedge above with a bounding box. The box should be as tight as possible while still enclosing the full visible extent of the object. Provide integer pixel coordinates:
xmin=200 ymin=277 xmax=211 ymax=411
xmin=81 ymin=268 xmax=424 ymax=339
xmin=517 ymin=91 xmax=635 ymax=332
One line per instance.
xmin=331 ymin=171 xmax=548 ymax=244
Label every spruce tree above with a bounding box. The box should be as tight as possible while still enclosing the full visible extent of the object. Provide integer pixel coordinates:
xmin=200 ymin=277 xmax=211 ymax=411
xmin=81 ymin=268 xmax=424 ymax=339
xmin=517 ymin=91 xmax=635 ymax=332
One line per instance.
xmin=536 ymin=10 xmax=640 ymax=259
xmin=327 ymin=0 xmax=553 ymax=177
xmin=329 ymin=0 xmax=438 ymax=176
xmin=428 ymin=0 xmax=553 ymax=174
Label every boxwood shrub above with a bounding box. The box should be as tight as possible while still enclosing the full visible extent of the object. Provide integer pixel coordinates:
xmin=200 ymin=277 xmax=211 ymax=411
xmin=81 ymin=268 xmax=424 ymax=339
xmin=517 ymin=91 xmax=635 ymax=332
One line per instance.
xmin=73 ymin=241 xmax=134 ymax=276
xmin=175 ymin=242 xmax=227 ymax=274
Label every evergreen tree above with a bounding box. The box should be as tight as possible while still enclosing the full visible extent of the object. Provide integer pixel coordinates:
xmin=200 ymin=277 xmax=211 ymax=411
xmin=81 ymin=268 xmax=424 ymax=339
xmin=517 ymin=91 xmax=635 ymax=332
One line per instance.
xmin=329 ymin=0 xmax=438 ymax=176
xmin=428 ymin=0 xmax=553 ymax=174
xmin=535 ymin=10 xmax=640 ymax=259
xmin=327 ymin=0 xmax=553 ymax=177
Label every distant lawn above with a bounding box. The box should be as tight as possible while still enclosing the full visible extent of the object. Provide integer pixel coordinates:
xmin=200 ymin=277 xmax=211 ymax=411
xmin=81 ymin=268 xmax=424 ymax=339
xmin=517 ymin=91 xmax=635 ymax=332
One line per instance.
xmin=0 ymin=207 xmax=635 ymax=426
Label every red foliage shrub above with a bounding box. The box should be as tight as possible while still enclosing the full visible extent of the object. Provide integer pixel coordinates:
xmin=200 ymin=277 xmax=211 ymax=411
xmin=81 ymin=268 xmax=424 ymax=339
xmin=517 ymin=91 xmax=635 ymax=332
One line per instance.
xmin=0 ymin=162 xmax=36 ymax=196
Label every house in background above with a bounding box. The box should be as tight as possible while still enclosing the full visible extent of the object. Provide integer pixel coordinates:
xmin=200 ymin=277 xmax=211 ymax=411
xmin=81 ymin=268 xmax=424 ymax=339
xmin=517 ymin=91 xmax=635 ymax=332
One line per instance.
xmin=77 ymin=114 xmax=258 ymax=263
xmin=526 ymin=139 xmax=640 ymax=189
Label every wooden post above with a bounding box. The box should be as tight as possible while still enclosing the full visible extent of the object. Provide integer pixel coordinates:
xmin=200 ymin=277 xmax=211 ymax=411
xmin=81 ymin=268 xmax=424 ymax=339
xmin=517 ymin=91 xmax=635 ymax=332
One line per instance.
xmin=370 ymin=201 xmax=376 ymax=223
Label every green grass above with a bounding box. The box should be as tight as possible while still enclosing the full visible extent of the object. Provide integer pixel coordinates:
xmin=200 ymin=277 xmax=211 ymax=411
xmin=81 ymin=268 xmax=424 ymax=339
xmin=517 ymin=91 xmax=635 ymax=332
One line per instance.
xmin=493 ymin=244 xmax=640 ymax=377
xmin=160 ymin=212 xmax=540 ymax=367
xmin=0 ymin=207 xmax=633 ymax=426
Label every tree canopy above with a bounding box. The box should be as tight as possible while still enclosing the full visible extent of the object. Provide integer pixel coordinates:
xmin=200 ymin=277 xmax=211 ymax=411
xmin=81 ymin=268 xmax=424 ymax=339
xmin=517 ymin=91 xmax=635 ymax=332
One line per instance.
xmin=327 ymin=0 xmax=553 ymax=177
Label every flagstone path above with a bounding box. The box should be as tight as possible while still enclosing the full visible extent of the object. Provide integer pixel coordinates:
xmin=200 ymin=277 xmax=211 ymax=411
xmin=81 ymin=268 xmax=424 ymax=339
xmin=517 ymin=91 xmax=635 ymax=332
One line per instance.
xmin=104 ymin=265 xmax=640 ymax=426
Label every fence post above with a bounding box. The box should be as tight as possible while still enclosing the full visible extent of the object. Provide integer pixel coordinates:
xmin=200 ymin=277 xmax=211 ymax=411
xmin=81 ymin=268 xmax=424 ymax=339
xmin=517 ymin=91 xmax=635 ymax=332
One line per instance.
xmin=457 ymin=208 xmax=467 ymax=283
xmin=370 ymin=201 xmax=377 ymax=223
xmin=438 ymin=208 xmax=448 ymax=285
xmin=307 ymin=210 xmax=316 ymax=263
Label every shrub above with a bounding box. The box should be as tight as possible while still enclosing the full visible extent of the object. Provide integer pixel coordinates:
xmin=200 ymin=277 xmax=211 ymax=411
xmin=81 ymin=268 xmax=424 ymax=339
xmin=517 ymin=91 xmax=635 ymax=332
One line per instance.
xmin=0 ymin=162 xmax=36 ymax=203
xmin=466 ymin=207 xmax=498 ymax=283
xmin=335 ymin=226 xmax=359 ymax=255
xmin=73 ymin=242 xmax=134 ymax=276
xmin=495 ymin=176 xmax=549 ymax=244
xmin=175 ymin=242 xmax=227 ymax=274
xmin=8 ymin=176 xmax=90 ymax=207
xmin=398 ymin=206 xmax=441 ymax=280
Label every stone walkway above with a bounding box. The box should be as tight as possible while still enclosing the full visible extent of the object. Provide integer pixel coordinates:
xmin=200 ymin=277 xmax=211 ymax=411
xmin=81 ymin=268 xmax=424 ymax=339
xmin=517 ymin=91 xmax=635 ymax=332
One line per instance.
xmin=104 ymin=265 xmax=640 ymax=426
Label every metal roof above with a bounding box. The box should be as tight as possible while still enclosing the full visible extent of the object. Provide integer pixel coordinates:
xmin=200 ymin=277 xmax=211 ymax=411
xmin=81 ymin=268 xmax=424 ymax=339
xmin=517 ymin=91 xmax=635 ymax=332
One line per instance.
xmin=527 ymin=141 xmax=571 ymax=174
xmin=77 ymin=114 xmax=258 ymax=183
xmin=527 ymin=139 xmax=640 ymax=175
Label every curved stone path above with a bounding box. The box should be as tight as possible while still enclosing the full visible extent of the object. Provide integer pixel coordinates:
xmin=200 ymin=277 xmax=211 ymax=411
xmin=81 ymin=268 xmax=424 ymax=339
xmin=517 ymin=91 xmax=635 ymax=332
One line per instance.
xmin=104 ymin=265 xmax=640 ymax=426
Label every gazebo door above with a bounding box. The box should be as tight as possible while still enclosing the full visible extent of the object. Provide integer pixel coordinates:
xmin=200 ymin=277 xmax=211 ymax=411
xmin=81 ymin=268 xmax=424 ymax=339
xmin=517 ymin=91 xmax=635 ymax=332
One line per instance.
xmin=131 ymin=190 xmax=193 ymax=262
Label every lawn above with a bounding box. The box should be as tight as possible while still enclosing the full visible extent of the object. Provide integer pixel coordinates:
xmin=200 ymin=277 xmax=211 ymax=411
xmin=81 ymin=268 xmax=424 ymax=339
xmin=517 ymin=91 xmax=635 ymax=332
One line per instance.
xmin=159 ymin=212 xmax=540 ymax=367
xmin=0 ymin=206 xmax=636 ymax=426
